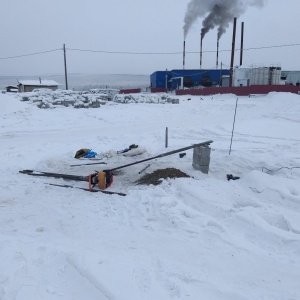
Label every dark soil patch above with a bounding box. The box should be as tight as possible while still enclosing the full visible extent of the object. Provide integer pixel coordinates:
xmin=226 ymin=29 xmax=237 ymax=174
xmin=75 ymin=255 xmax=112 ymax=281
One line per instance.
xmin=137 ymin=168 xmax=190 ymax=186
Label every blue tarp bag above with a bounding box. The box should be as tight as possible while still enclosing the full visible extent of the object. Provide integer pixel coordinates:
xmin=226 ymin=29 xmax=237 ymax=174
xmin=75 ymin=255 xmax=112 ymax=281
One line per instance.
xmin=83 ymin=150 xmax=97 ymax=158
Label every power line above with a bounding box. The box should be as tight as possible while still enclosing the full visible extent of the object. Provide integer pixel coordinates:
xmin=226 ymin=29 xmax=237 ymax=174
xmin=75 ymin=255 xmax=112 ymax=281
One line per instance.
xmin=66 ymin=47 xmax=182 ymax=55
xmin=186 ymin=43 xmax=300 ymax=54
xmin=0 ymin=48 xmax=62 ymax=60
xmin=0 ymin=42 xmax=299 ymax=60
xmin=67 ymin=43 xmax=300 ymax=55
xmin=222 ymin=43 xmax=300 ymax=53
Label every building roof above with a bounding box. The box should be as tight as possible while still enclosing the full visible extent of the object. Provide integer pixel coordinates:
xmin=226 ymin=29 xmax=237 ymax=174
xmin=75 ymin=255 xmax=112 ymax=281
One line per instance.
xmin=18 ymin=80 xmax=61 ymax=86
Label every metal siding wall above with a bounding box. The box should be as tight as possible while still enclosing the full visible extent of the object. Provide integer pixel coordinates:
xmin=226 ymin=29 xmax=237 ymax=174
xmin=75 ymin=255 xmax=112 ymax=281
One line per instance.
xmin=151 ymin=71 xmax=164 ymax=88
xmin=171 ymin=78 xmax=182 ymax=90
xmin=156 ymin=72 xmax=166 ymax=88
xmin=281 ymin=71 xmax=300 ymax=85
xmin=150 ymin=73 xmax=155 ymax=88
xmin=171 ymin=69 xmax=230 ymax=87
xmin=151 ymin=69 xmax=231 ymax=89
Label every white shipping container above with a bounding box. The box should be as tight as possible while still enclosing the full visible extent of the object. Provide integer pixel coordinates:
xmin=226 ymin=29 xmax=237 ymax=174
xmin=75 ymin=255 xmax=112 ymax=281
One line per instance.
xmin=249 ymin=66 xmax=281 ymax=85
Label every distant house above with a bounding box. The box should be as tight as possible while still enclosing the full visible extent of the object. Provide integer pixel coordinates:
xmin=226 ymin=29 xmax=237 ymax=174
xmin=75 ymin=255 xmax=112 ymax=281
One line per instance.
xmin=6 ymin=86 xmax=18 ymax=93
xmin=17 ymin=79 xmax=61 ymax=92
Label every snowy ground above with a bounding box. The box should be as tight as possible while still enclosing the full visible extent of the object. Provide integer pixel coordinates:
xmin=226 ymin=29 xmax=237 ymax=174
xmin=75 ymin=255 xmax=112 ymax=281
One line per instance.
xmin=1 ymin=91 xmax=300 ymax=300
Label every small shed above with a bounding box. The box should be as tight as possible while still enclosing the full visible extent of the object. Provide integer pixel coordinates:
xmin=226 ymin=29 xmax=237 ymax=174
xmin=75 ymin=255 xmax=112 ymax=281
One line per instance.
xmin=6 ymin=86 xmax=18 ymax=93
xmin=17 ymin=79 xmax=61 ymax=92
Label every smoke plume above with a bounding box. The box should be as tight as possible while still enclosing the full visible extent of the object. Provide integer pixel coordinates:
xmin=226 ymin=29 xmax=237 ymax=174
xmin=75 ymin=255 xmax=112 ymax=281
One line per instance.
xmin=183 ymin=0 xmax=266 ymax=40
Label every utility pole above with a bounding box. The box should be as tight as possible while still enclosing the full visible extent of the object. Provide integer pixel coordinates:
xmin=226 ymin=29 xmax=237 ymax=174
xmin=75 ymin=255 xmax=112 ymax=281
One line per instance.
xmin=63 ymin=44 xmax=68 ymax=90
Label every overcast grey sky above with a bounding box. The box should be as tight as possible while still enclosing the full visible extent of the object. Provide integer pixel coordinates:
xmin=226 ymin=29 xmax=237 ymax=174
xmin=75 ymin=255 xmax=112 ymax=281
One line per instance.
xmin=1 ymin=0 xmax=299 ymax=76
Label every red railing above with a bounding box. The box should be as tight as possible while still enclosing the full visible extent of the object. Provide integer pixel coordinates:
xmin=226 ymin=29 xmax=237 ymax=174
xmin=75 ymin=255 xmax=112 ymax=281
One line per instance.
xmin=119 ymin=88 xmax=141 ymax=94
xmin=175 ymin=85 xmax=300 ymax=96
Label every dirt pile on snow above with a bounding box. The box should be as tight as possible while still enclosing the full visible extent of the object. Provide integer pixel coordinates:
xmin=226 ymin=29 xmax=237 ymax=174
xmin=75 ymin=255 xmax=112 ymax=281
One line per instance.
xmin=137 ymin=168 xmax=190 ymax=185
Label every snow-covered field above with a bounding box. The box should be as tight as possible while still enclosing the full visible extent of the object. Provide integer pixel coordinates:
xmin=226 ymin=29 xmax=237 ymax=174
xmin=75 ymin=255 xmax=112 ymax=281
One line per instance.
xmin=1 ymin=90 xmax=300 ymax=300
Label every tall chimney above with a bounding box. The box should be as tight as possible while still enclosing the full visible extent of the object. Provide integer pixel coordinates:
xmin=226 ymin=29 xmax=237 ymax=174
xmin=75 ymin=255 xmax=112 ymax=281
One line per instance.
xmin=216 ymin=38 xmax=219 ymax=69
xmin=240 ymin=22 xmax=244 ymax=66
xmin=229 ymin=17 xmax=237 ymax=87
xmin=183 ymin=40 xmax=186 ymax=69
xmin=200 ymin=35 xmax=203 ymax=69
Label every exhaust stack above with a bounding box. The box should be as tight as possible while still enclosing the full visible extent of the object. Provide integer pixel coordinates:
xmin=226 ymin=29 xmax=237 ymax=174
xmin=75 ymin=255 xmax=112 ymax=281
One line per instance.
xmin=216 ymin=38 xmax=219 ymax=69
xmin=240 ymin=22 xmax=244 ymax=66
xmin=183 ymin=40 xmax=186 ymax=69
xmin=229 ymin=17 xmax=237 ymax=87
xmin=200 ymin=35 xmax=203 ymax=69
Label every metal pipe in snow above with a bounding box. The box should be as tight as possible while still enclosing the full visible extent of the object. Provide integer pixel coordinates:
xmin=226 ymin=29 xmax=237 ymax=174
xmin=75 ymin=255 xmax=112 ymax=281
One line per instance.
xmin=138 ymin=164 xmax=151 ymax=174
xmin=110 ymin=140 xmax=213 ymax=172
xmin=165 ymin=127 xmax=168 ymax=148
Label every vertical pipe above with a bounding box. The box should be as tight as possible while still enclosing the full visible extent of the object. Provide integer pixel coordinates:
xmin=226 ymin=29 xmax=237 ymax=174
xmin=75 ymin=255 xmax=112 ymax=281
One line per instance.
xmin=165 ymin=127 xmax=168 ymax=148
xmin=216 ymin=38 xmax=219 ymax=69
xmin=183 ymin=40 xmax=186 ymax=70
xmin=165 ymin=69 xmax=168 ymax=91
xmin=229 ymin=17 xmax=237 ymax=87
xmin=240 ymin=22 xmax=244 ymax=66
xmin=200 ymin=36 xmax=203 ymax=69
xmin=219 ymin=62 xmax=222 ymax=86
xmin=63 ymin=44 xmax=68 ymax=90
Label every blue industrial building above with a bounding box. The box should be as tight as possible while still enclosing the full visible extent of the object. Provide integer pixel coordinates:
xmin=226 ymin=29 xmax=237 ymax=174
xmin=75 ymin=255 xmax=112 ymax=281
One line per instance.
xmin=150 ymin=69 xmax=230 ymax=90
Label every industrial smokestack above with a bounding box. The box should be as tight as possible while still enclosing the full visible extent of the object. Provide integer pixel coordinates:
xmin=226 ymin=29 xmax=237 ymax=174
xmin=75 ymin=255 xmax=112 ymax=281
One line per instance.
xmin=216 ymin=38 xmax=219 ymax=69
xmin=200 ymin=35 xmax=203 ymax=69
xmin=240 ymin=22 xmax=244 ymax=66
xmin=229 ymin=17 xmax=237 ymax=87
xmin=183 ymin=40 xmax=186 ymax=69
